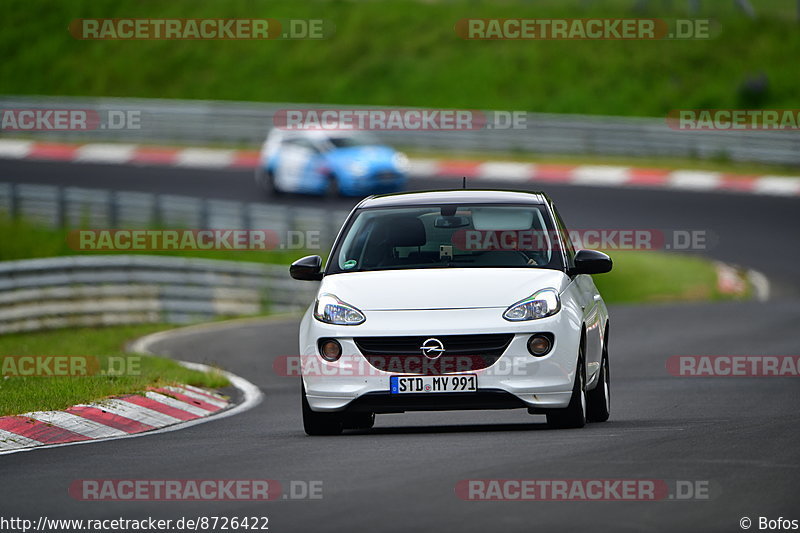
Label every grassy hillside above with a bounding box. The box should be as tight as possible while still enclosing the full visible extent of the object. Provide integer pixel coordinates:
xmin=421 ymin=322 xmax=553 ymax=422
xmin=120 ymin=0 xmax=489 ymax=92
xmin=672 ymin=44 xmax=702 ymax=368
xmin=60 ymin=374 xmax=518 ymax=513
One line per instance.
xmin=1 ymin=0 xmax=797 ymax=116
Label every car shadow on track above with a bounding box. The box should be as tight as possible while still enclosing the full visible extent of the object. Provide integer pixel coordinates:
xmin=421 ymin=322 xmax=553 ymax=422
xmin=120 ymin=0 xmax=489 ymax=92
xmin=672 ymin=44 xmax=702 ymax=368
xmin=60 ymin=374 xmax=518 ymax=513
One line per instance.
xmin=343 ymin=421 xmax=553 ymax=436
xmin=333 ymin=418 xmax=689 ymax=437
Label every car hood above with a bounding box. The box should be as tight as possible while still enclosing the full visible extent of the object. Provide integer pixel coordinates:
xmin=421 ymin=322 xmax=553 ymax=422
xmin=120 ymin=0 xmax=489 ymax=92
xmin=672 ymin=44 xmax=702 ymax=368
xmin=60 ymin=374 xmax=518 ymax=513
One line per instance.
xmin=319 ymin=268 xmax=568 ymax=311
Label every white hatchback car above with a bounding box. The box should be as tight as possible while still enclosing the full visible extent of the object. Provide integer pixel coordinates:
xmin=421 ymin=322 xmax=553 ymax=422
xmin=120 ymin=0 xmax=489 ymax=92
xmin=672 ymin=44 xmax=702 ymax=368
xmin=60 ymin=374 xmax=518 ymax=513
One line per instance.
xmin=290 ymin=190 xmax=612 ymax=435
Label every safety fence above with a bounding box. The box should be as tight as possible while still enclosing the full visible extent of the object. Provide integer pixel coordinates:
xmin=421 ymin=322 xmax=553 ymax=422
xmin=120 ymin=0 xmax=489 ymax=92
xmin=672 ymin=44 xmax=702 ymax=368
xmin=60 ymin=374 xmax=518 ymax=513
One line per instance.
xmin=2 ymin=95 xmax=798 ymax=165
xmin=0 ymin=255 xmax=319 ymax=334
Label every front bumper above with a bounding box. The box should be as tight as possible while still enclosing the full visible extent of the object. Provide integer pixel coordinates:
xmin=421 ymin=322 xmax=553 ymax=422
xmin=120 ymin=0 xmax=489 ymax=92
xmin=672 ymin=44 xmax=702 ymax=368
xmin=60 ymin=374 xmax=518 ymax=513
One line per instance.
xmin=337 ymin=172 xmax=407 ymax=196
xmin=299 ymin=306 xmax=583 ymax=413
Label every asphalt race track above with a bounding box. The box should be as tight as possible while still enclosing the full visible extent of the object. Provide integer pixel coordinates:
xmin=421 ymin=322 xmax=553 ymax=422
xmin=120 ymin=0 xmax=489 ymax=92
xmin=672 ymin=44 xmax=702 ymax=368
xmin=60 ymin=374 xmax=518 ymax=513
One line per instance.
xmin=0 ymin=159 xmax=798 ymax=532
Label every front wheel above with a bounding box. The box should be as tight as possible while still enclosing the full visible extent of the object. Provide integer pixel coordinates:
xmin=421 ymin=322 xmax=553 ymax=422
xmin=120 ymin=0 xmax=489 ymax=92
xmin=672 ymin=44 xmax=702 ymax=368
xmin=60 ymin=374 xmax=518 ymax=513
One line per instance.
xmin=302 ymin=384 xmax=343 ymax=436
xmin=255 ymin=167 xmax=282 ymax=196
xmin=587 ymin=350 xmax=610 ymax=423
xmin=325 ymin=174 xmax=341 ymax=199
xmin=343 ymin=412 xmax=375 ymax=430
xmin=546 ymin=357 xmax=587 ymax=429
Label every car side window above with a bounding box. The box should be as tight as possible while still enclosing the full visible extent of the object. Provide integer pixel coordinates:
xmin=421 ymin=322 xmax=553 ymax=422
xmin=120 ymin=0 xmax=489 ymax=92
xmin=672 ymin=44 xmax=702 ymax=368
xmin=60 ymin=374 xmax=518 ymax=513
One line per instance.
xmin=552 ymin=206 xmax=576 ymax=269
xmin=282 ymin=138 xmax=320 ymax=152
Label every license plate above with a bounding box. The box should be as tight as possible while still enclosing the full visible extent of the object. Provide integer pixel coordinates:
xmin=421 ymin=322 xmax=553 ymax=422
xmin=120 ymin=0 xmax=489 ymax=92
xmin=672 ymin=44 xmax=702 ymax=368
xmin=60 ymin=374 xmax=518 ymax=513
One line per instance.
xmin=390 ymin=375 xmax=477 ymax=394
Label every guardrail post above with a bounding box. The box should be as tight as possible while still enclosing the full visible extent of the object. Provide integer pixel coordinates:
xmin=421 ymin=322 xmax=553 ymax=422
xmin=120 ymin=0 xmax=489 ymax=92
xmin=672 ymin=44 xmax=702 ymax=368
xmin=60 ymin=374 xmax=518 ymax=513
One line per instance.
xmin=10 ymin=183 xmax=20 ymax=220
xmin=153 ymin=194 xmax=163 ymax=227
xmin=57 ymin=185 xmax=67 ymax=228
xmin=243 ymin=202 xmax=253 ymax=230
xmin=200 ymin=198 xmax=210 ymax=229
xmin=108 ymin=191 xmax=119 ymax=228
xmin=286 ymin=205 xmax=296 ymax=234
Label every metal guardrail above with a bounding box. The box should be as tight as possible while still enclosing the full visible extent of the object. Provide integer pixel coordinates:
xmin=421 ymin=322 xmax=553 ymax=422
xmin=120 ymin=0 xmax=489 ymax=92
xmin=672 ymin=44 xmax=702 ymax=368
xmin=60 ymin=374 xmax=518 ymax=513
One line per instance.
xmin=2 ymin=95 xmax=799 ymax=165
xmin=0 ymin=182 xmax=349 ymax=247
xmin=0 ymin=182 xmax=344 ymax=333
xmin=0 ymin=255 xmax=319 ymax=334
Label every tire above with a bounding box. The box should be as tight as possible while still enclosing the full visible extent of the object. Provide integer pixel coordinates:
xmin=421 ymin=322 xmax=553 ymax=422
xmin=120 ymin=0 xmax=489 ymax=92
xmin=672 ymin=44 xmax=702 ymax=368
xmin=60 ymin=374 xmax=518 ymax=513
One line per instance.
xmin=587 ymin=345 xmax=611 ymax=423
xmin=325 ymin=174 xmax=340 ymax=199
xmin=343 ymin=412 xmax=375 ymax=430
xmin=302 ymin=384 xmax=343 ymax=436
xmin=255 ymin=167 xmax=282 ymax=196
xmin=546 ymin=350 xmax=587 ymax=429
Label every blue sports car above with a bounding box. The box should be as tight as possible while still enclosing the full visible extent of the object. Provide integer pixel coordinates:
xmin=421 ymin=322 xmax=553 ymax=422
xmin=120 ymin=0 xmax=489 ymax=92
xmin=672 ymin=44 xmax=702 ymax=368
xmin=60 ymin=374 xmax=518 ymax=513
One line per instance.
xmin=256 ymin=129 xmax=409 ymax=197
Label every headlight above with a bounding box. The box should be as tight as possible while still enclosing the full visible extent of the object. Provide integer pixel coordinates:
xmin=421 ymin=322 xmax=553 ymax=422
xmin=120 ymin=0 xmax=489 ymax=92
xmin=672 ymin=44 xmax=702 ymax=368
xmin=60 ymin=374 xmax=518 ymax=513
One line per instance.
xmin=392 ymin=152 xmax=409 ymax=172
xmin=503 ymin=288 xmax=561 ymax=321
xmin=347 ymin=161 xmax=368 ymax=176
xmin=314 ymin=293 xmax=366 ymax=325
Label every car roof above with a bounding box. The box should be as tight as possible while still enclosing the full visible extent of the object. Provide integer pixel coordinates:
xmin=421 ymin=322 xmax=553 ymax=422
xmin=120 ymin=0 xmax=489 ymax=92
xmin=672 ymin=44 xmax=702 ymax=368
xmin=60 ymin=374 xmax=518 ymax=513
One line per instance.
xmin=356 ymin=189 xmax=551 ymax=209
xmin=270 ymin=128 xmax=366 ymax=141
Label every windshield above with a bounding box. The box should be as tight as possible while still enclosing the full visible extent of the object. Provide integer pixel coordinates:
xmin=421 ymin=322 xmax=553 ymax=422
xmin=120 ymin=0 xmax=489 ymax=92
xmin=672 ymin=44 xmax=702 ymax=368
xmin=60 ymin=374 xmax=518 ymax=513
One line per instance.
xmin=327 ymin=133 xmax=381 ymax=149
xmin=328 ymin=204 xmax=564 ymax=274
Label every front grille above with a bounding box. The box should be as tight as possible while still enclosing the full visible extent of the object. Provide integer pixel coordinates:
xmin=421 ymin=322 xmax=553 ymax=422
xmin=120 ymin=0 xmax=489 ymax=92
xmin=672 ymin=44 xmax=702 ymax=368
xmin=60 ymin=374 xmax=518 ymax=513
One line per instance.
xmin=354 ymin=334 xmax=513 ymax=375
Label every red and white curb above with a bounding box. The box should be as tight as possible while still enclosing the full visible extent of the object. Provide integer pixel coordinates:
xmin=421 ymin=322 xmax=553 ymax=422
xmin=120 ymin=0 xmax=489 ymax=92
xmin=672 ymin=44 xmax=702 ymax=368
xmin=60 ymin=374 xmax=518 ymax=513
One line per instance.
xmin=409 ymin=160 xmax=800 ymax=197
xmin=0 ymin=385 xmax=228 ymax=453
xmin=715 ymin=262 xmax=770 ymax=302
xmin=0 ymin=327 xmax=263 ymax=455
xmin=0 ymin=140 xmax=259 ymax=169
xmin=1 ymin=138 xmax=799 ymax=197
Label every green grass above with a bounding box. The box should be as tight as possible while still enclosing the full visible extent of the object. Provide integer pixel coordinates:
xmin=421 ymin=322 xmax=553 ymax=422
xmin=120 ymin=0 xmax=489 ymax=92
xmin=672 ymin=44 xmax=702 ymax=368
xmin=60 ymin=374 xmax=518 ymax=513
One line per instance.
xmin=1 ymin=0 xmax=798 ymax=117
xmin=0 ymin=324 xmax=230 ymax=417
xmin=594 ymin=250 xmax=740 ymax=304
xmin=0 ymin=216 xmax=314 ymax=264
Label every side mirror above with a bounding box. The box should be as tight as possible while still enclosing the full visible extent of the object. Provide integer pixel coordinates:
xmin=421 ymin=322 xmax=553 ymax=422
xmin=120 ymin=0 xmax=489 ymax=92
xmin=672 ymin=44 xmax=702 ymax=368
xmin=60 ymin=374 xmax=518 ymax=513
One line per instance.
xmin=290 ymin=255 xmax=323 ymax=281
xmin=570 ymin=250 xmax=612 ymax=276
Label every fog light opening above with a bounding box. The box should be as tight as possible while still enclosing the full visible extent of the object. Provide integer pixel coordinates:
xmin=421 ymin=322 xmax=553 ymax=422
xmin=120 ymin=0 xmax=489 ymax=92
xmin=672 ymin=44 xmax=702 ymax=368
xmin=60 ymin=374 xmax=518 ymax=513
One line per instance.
xmin=319 ymin=339 xmax=342 ymax=362
xmin=527 ymin=334 xmax=553 ymax=357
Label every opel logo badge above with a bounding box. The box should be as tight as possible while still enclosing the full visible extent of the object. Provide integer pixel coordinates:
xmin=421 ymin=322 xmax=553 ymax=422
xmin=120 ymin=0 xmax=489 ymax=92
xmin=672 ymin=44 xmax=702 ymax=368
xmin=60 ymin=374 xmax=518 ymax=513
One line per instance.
xmin=420 ymin=338 xmax=445 ymax=359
